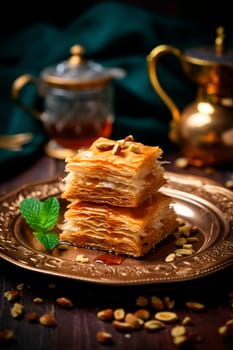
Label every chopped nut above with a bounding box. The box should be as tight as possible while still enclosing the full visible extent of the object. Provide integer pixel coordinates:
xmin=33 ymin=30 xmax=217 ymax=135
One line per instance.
xmin=39 ymin=313 xmax=57 ymax=327
xmin=136 ymin=296 xmax=149 ymax=308
xmin=16 ymin=283 xmax=24 ymax=291
xmin=114 ymin=308 xmax=125 ymax=321
xmin=134 ymin=309 xmax=150 ymax=321
xmin=117 ymin=139 xmax=126 ymax=148
xmin=75 ymin=254 xmax=89 ymax=263
xmin=10 ymin=302 xmax=24 ymax=318
xmin=112 ymin=143 xmax=122 ymax=155
xmin=174 ymin=237 xmax=187 ymax=247
xmin=173 ymin=332 xmax=203 ymax=347
xmin=96 ymin=142 xmax=114 ymax=151
xmin=182 ymin=244 xmax=193 ymax=249
xmin=186 ymin=236 xmax=199 ymax=243
xmin=182 ymin=316 xmax=192 ymax=325
xmin=226 ymin=319 xmax=233 ymax=328
xmin=4 ymin=290 xmax=20 ymax=301
xmin=112 ymin=320 xmax=132 ymax=332
xmin=125 ymin=313 xmax=143 ymax=329
xmin=33 ymin=297 xmax=44 ymax=304
xmin=97 ymin=309 xmax=114 ymax=321
xmin=56 ymin=297 xmax=74 ymax=308
xmin=175 ymin=248 xmax=194 ymax=256
xmin=175 ymin=157 xmax=189 ymax=168
xmin=124 ymin=333 xmax=131 ymax=338
xmin=96 ymin=331 xmax=113 ymax=344
xmin=144 ymin=320 xmax=165 ymax=331
xmin=178 ymin=224 xmax=191 ymax=237
xmin=165 ymin=253 xmax=176 ymax=262
xmin=0 ymin=329 xmax=15 ymax=343
xmin=173 ymin=334 xmax=189 ymax=346
xmin=26 ymin=312 xmax=39 ymax=323
xmin=129 ymin=144 xmax=141 ymax=153
xmin=171 ymin=325 xmax=186 ymax=337
xmin=150 ymin=296 xmax=164 ymax=310
xmin=124 ymin=135 xmax=134 ymax=142
xmin=225 ymin=179 xmax=233 ymax=190
xmin=218 ymin=325 xmax=228 ymax=336
xmin=185 ymin=301 xmax=205 ymax=311
xmin=163 ymin=296 xmax=175 ymax=310
xmin=155 ymin=311 xmax=178 ymax=323
xmin=218 ymin=319 xmax=233 ymax=338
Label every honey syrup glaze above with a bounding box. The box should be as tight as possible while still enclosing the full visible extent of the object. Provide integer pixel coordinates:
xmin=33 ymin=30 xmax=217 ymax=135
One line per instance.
xmin=94 ymin=253 xmax=126 ymax=265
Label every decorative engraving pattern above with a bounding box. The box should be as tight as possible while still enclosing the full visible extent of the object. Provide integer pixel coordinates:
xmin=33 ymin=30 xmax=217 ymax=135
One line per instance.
xmin=0 ymin=173 xmax=232 ymax=285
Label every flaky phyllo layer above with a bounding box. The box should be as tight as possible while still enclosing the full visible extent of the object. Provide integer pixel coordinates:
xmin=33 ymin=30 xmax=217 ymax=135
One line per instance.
xmin=62 ymin=137 xmax=166 ymax=207
xmin=60 ymin=192 xmax=178 ymax=258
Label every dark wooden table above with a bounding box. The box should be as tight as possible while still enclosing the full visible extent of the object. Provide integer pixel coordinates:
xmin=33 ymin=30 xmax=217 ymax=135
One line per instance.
xmin=0 ymin=149 xmax=233 ymax=350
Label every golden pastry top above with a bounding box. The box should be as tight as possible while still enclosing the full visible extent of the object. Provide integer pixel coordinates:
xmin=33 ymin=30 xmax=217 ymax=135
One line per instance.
xmin=65 ymin=135 xmax=163 ymax=169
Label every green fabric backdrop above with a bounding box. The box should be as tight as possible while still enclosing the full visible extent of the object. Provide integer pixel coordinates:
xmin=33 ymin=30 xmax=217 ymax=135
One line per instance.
xmin=0 ymin=1 xmax=218 ymax=179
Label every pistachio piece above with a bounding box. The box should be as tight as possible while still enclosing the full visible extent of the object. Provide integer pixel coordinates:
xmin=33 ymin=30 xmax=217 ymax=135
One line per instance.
xmin=112 ymin=320 xmax=132 ymax=332
xmin=171 ymin=325 xmax=186 ymax=337
xmin=129 ymin=144 xmax=141 ymax=153
xmin=155 ymin=311 xmax=178 ymax=323
xmin=97 ymin=308 xmax=114 ymax=321
xmin=96 ymin=331 xmax=113 ymax=344
xmin=134 ymin=309 xmax=150 ymax=321
xmin=125 ymin=313 xmax=143 ymax=329
xmin=136 ymin=296 xmax=149 ymax=308
xmin=150 ymin=296 xmax=164 ymax=310
xmin=185 ymin=301 xmax=205 ymax=311
xmin=114 ymin=308 xmax=125 ymax=321
xmin=144 ymin=320 xmax=165 ymax=331
xmin=165 ymin=253 xmax=176 ymax=262
xmin=39 ymin=313 xmax=57 ymax=327
xmin=112 ymin=143 xmax=122 ymax=155
xmin=95 ymin=142 xmax=114 ymax=151
xmin=124 ymin=135 xmax=134 ymax=142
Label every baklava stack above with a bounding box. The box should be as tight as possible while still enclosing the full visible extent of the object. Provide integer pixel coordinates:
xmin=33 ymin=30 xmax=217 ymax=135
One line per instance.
xmin=60 ymin=135 xmax=179 ymax=258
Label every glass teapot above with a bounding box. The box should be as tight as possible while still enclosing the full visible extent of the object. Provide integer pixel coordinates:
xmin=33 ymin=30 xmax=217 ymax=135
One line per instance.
xmin=147 ymin=27 xmax=233 ymax=167
xmin=12 ymin=44 xmax=125 ymax=159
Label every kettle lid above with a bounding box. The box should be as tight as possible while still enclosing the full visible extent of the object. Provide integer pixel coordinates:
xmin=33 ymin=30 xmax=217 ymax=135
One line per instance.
xmin=184 ymin=27 xmax=233 ymax=66
xmin=41 ymin=45 xmax=124 ymax=89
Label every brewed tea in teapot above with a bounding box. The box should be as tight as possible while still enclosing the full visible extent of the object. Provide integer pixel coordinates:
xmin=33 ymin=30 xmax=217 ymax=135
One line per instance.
xmin=12 ymin=45 xmax=125 ymax=159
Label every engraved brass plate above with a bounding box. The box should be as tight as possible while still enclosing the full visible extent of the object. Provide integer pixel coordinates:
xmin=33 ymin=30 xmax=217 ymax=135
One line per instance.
xmin=0 ymin=172 xmax=232 ymax=285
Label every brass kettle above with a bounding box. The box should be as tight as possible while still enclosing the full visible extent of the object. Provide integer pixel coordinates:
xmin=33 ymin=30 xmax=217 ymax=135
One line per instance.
xmin=147 ymin=27 xmax=233 ymax=167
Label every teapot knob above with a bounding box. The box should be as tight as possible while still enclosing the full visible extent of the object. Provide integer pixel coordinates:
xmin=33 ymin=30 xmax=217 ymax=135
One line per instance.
xmin=215 ymin=26 xmax=225 ymax=55
xmin=69 ymin=44 xmax=85 ymax=66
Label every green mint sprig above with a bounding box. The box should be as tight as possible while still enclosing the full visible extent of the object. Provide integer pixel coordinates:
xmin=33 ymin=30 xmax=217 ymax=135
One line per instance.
xmin=19 ymin=197 xmax=60 ymax=250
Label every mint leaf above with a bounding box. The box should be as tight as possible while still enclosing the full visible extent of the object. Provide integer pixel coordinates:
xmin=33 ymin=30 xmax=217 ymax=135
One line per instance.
xmin=19 ymin=197 xmax=60 ymax=250
xmin=34 ymin=232 xmax=59 ymax=250
xmin=19 ymin=197 xmax=60 ymax=232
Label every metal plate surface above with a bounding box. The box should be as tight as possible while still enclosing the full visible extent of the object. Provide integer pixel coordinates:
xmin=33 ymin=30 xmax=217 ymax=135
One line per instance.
xmin=0 ymin=172 xmax=232 ymax=285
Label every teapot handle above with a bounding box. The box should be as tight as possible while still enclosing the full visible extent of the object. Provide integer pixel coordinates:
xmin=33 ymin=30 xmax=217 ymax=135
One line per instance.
xmin=11 ymin=74 xmax=42 ymax=120
xmin=147 ymin=44 xmax=183 ymax=124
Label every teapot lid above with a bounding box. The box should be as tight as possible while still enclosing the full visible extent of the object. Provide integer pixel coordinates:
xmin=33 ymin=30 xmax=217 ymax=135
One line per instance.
xmin=41 ymin=45 xmax=123 ymax=89
xmin=184 ymin=27 xmax=233 ymax=66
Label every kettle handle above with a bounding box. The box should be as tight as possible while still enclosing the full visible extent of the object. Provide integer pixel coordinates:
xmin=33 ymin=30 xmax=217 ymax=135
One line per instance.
xmin=11 ymin=74 xmax=42 ymax=119
xmin=147 ymin=44 xmax=183 ymax=123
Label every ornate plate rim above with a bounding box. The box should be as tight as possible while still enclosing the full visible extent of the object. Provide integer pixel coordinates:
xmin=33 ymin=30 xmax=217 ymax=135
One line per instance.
xmin=0 ymin=172 xmax=233 ymax=286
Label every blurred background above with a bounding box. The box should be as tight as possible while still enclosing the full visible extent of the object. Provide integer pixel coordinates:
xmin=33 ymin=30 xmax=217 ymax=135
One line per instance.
xmin=1 ymin=0 xmax=232 ymax=39
xmin=1 ymin=0 xmax=233 ymax=178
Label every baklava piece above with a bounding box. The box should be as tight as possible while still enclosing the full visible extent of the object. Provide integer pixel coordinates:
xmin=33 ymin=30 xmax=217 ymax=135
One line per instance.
xmin=60 ymin=191 xmax=178 ymax=258
xmin=62 ymin=136 xmax=166 ymax=207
